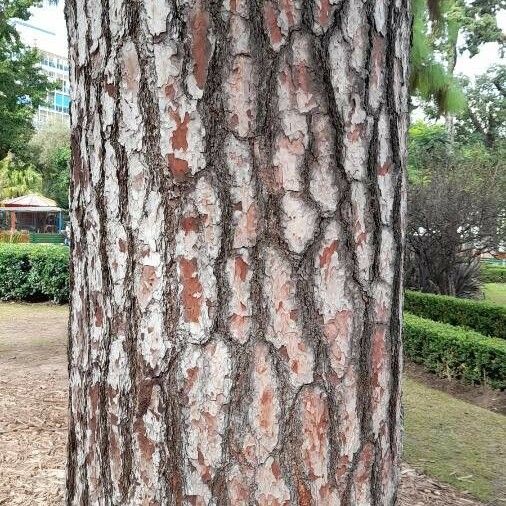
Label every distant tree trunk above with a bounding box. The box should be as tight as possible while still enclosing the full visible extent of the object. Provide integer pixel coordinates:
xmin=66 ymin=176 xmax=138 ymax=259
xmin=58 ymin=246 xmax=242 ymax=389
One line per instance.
xmin=444 ymin=46 xmax=457 ymax=146
xmin=66 ymin=1 xmax=410 ymax=504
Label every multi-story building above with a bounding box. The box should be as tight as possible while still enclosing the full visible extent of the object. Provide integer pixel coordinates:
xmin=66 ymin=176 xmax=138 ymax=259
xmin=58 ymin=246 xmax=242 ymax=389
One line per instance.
xmin=13 ymin=5 xmax=70 ymax=129
xmin=36 ymin=49 xmax=71 ymax=128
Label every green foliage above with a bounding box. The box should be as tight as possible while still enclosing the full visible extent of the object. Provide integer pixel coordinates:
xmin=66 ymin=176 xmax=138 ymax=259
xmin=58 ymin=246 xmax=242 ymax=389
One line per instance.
xmin=481 ymin=264 xmax=506 ymax=284
xmin=411 ymin=0 xmax=466 ymax=114
xmin=44 ymin=146 xmax=70 ymax=208
xmin=0 ymin=1 xmax=53 ymax=159
xmin=407 ymin=121 xmax=448 ymax=182
xmin=405 ymin=290 xmax=506 ymax=339
xmin=27 ymin=122 xmax=70 ymax=208
xmin=0 ymin=243 xmax=69 ymax=303
xmin=411 ymin=0 xmax=504 ymax=115
xmin=458 ymin=0 xmax=506 ymax=58
xmin=403 ymin=312 xmax=506 ymax=389
xmin=0 ymin=152 xmax=42 ymax=199
xmin=455 ymin=65 xmax=506 ymax=148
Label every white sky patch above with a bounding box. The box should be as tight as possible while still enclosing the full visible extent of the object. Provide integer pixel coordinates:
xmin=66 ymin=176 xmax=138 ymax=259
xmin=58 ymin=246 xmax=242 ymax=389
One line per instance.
xmin=455 ymin=11 xmax=506 ymax=78
xmin=21 ymin=3 xmax=505 ymax=77
xmin=15 ymin=0 xmax=67 ymax=57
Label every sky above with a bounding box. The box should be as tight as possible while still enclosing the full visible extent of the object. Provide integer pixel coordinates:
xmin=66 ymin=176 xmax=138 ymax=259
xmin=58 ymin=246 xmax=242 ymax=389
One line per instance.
xmin=17 ymin=2 xmax=506 ymax=78
xmin=15 ymin=1 xmax=67 ymax=57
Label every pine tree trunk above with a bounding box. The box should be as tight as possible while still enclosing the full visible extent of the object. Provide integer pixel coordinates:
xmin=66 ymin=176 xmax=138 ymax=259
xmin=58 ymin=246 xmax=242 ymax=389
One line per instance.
xmin=66 ymin=1 xmax=410 ymax=504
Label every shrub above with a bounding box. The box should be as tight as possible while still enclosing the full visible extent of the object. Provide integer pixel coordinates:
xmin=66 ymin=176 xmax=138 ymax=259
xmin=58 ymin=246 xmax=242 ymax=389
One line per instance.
xmin=403 ymin=313 xmax=506 ymax=389
xmin=404 ymin=290 xmax=506 ymax=339
xmin=0 ymin=243 xmax=69 ymax=303
xmin=481 ymin=264 xmax=506 ymax=284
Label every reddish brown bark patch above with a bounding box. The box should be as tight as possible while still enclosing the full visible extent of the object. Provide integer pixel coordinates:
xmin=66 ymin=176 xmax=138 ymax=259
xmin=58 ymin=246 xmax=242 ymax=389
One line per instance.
xmin=297 ymin=479 xmax=312 ymax=506
xmin=271 ymin=460 xmax=282 ymax=480
xmin=324 ymin=309 xmax=352 ymax=341
xmin=134 ymin=418 xmax=156 ymax=462
xmin=165 ymin=83 xmax=176 ymax=99
xmin=171 ymin=112 xmax=190 ymax=152
xmin=179 ymin=258 xmax=203 ymax=323
xmin=355 ymin=442 xmax=375 ymax=488
xmin=279 ymin=0 xmax=295 ymax=27
xmin=317 ymin=0 xmax=331 ymax=27
xmin=191 ymin=4 xmax=211 ymax=90
xmin=378 ymin=161 xmax=392 ymax=176
xmin=347 ymin=124 xmax=365 ymax=143
xmin=371 ymin=35 xmax=386 ymax=86
xmin=371 ymin=326 xmax=387 ymax=391
xmin=319 ymin=239 xmax=338 ymax=268
xmin=94 ymin=301 xmax=104 ymax=328
xmin=181 ymin=216 xmax=200 ymax=234
xmin=104 ymin=81 xmax=118 ymax=98
xmin=139 ymin=265 xmax=158 ymax=305
xmin=118 ymin=238 xmax=127 ymax=253
xmin=263 ymin=2 xmax=282 ymax=47
xmin=259 ymin=388 xmax=274 ymax=431
xmin=234 ymin=255 xmax=249 ymax=282
xmin=168 ymin=154 xmax=189 ymax=181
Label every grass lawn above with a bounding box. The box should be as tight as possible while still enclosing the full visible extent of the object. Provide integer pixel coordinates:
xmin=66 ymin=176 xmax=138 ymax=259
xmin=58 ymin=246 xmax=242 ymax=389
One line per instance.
xmin=483 ymin=283 xmax=506 ymax=306
xmin=404 ymin=377 xmax=506 ymax=503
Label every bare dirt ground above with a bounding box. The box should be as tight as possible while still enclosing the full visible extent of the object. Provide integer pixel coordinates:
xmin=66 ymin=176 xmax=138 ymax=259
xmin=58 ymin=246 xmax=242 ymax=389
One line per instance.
xmin=0 ymin=303 xmax=483 ymax=505
xmin=0 ymin=303 xmax=67 ymax=505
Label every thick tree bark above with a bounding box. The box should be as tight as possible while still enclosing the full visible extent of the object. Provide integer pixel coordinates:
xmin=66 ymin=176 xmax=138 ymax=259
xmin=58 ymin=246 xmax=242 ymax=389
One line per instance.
xmin=66 ymin=1 xmax=410 ymax=504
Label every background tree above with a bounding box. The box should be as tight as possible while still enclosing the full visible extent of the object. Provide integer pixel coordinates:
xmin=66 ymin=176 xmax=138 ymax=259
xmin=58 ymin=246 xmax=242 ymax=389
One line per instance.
xmin=28 ymin=121 xmax=70 ymax=207
xmin=455 ymin=65 xmax=506 ymax=148
xmin=0 ymin=0 xmax=53 ymax=160
xmin=0 ymin=152 xmax=42 ymax=200
xmin=406 ymin=122 xmax=506 ymax=297
xmin=65 ymin=0 xmax=410 ymax=503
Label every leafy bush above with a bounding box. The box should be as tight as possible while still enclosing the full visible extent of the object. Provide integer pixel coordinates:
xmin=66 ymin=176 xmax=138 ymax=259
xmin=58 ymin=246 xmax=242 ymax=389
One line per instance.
xmin=0 ymin=243 xmax=69 ymax=303
xmin=405 ymin=290 xmax=506 ymax=339
xmin=481 ymin=264 xmax=506 ymax=284
xmin=404 ymin=313 xmax=506 ymax=389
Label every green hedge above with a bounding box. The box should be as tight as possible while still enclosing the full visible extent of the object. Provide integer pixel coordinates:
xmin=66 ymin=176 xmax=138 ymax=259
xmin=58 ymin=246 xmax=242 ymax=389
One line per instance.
xmin=481 ymin=264 xmax=506 ymax=283
xmin=0 ymin=244 xmax=69 ymax=303
xmin=404 ymin=313 xmax=506 ymax=389
xmin=405 ymin=290 xmax=506 ymax=340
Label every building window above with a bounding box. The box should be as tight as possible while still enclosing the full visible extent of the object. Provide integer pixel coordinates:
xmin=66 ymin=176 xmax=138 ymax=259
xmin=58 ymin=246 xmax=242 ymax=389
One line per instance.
xmin=54 ymin=92 xmax=70 ymax=113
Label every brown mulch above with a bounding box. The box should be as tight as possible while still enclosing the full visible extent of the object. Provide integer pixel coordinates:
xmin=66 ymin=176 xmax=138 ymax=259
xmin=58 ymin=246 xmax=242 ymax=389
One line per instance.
xmin=0 ymin=304 xmax=484 ymax=505
xmin=399 ymin=466 xmax=482 ymax=506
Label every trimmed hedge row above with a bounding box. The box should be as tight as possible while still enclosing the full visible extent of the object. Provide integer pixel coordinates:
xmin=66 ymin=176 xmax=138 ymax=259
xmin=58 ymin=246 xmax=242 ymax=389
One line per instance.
xmin=404 ymin=312 xmax=506 ymax=389
xmin=404 ymin=290 xmax=506 ymax=340
xmin=481 ymin=264 xmax=506 ymax=283
xmin=0 ymin=244 xmax=69 ymax=303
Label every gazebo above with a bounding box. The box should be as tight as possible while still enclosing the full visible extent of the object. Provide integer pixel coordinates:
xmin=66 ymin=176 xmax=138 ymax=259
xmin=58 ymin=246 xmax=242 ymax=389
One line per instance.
xmin=0 ymin=194 xmax=64 ymax=236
